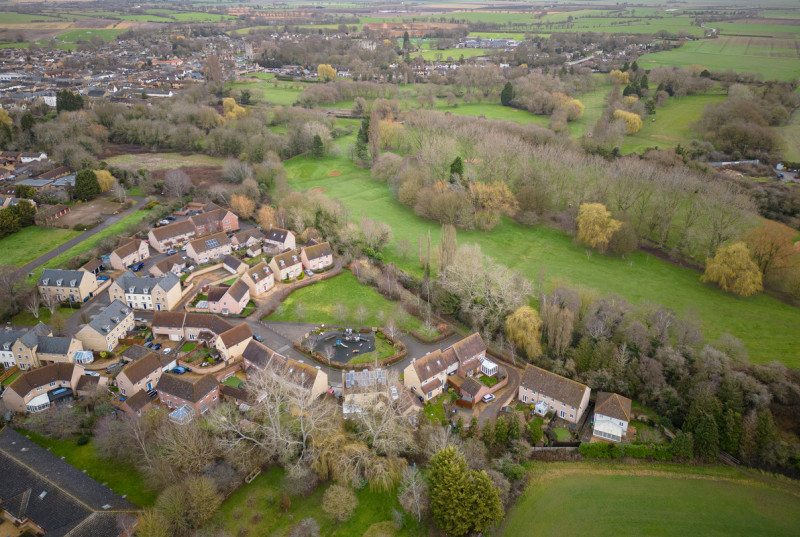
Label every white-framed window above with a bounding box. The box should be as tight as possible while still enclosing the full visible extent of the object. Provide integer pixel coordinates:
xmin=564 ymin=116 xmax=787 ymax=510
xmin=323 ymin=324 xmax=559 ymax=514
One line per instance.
xmin=560 ymin=410 xmax=565 ymax=418
xmin=522 ymin=394 xmax=528 ymax=403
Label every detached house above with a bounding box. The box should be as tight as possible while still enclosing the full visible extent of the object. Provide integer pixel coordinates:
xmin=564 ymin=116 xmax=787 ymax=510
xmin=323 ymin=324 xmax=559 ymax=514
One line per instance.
xmin=149 ymin=253 xmax=186 ymax=277
xmin=108 ymin=238 xmax=150 ymax=270
xmin=403 ymin=333 xmax=488 ymax=401
xmin=116 ymin=352 xmax=163 ymax=398
xmin=147 ymin=219 xmax=197 ymax=253
xmin=263 ymin=227 xmax=295 ymax=252
xmin=593 ymin=392 xmax=632 ymax=443
xmin=301 ymin=242 xmax=334 ymax=271
xmin=108 ymin=271 xmax=182 ymax=311
xmin=207 ymin=279 xmax=250 ymax=315
xmin=185 ymin=232 xmax=233 ymax=264
xmin=215 ymin=323 xmax=252 ymax=362
xmin=239 ymin=261 xmax=274 ymax=297
xmin=269 ymin=250 xmax=303 ymax=281
xmin=518 ymin=364 xmax=591 ymax=424
xmin=38 ymin=268 xmax=99 ymax=303
xmin=75 ymin=300 xmax=134 ymax=352
xmin=157 ymin=373 xmax=220 ymax=415
xmin=2 ymin=362 xmax=103 ymax=413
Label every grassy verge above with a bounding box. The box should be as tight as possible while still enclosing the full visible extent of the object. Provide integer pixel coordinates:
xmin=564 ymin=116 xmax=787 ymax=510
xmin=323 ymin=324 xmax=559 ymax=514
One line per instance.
xmin=0 ymin=226 xmax=81 ymax=266
xmin=12 ymin=306 xmax=75 ymax=326
xmin=285 ymin=153 xmax=800 ymax=366
xmin=18 ymin=429 xmax=157 ymax=506
xmin=205 ymin=466 xmax=426 ymax=536
xmin=496 ymin=461 xmax=800 ymax=537
xmin=268 ymin=270 xmax=422 ymax=332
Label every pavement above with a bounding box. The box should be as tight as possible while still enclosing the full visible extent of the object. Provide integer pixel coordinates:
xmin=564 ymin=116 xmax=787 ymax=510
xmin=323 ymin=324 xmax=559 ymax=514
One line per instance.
xmin=12 ymin=196 xmax=146 ymax=281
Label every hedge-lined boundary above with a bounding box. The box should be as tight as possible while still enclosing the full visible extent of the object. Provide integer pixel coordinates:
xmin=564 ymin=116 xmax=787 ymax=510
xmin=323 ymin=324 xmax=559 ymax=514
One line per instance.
xmin=296 ymin=327 xmax=408 ymax=371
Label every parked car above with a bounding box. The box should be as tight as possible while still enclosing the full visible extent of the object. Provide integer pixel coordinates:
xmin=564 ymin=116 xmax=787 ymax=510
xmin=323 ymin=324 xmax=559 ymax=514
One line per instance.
xmin=105 ymin=362 xmax=123 ymax=374
xmin=162 ymin=347 xmax=171 ymax=354
xmin=253 ymin=334 xmax=264 ymax=342
xmin=97 ymin=275 xmax=109 ymax=281
xmin=166 ymin=216 xmax=176 ymax=221
xmin=131 ymin=262 xmax=144 ymax=272
xmin=167 ymin=249 xmax=178 ymax=255
xmin=152 ymin=343 xmax=162 ymax=351
xmin=305 ymin=270 xmax=314 ymax=277
xmin=482 ymin=394 xmax=496 ymax=403
xmin=144 ymin=341 xmax=153 ymax=348
xmin=180 ymin=245 xmax=187 ymax=251
xmin=159 ymin=219 xmax=170 ymax=225
xmin=172 ymin=367 xmax=186 ymax=374
xmin=85 ymin=371 xmax=100 ymax=377
xmin=135 ymin=317 xmax=147 ymax=323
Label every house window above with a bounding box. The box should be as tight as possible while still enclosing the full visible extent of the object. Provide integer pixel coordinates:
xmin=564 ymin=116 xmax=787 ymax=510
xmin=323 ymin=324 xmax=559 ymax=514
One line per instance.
xmin=522 ymin=394 xmax=528 ymax=403
xmin=560 ymin=410 xmax=565 ymax=418
xmin=570 ymin=414 xmax=574 ymax=419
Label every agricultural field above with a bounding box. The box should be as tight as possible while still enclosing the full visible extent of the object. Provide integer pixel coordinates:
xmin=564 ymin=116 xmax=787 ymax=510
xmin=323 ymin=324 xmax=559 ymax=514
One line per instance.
xmin=777 ymin=109 xmax=800 ymax=162
xmin=620 ymin=92 xmax=727 ymax=154
xmin=0 ymin=11 xmax=62 ymax=23
xmin=0 ymin=226 xmax=80 ymax=266
xmin=637 ymin=36 xmax=800 ymax=81
xmin=497 ymin=462 xmax=800 ymax=537
xmin=55 ymin=28 xmax=126 ymax=43
xmin=205 ymin=467 xmax=426 ymax=536
xmin=268 ymin=270 xmax=423 ymax=332
xmin=105 ymin=152 xmax=225 ymax=170
xmin=230 ymin=79 xmax=303 ymax=105
xmin=285 ymin=151 xmax=800 ymax=366
xmin=412 ymin=47 xmax=495 ymax=61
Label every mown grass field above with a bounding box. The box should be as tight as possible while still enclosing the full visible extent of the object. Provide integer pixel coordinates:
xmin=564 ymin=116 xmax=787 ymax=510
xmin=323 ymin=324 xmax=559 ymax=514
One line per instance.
xmin=20 ymin=429 xmax=157 ymax=507
xmin=105 ymin=152 xmax=224 ymax=170
xmin=620 ymin=92 xmax=727 ymax=154
xmin=268 ymin=270 xmax=422 ymax=331
xmin=497 ymin=462 xmax=800 ymax=537
xmin=0 ymin=11 xmax=62 ymax=23
xmin=55 ymin=28 xmax=125 ymax=43
xmin=12 ymin=306 xmax=75 ymax=326
xmin=638 ymin=36 xmax=800 ymax=81
xmin=0 ymin=226 xmax=81 ymax=266
xmin=285 ymin=153 xmax=800 ymax=366
xmin=206 ymin=467 xmax=426 ymax=536
xmin=413 ymin=47 xmax=495 ymax=61
xmin=229 ymin=80 xmax=303 ymax=105
xmin=777 ymin=108 xmax=800 ymax=162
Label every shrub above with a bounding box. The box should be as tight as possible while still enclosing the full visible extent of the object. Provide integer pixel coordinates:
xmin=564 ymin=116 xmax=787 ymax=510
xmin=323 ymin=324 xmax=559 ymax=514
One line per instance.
xmin=322 ymin=484 xmax=359 ymax=522
xmin=578 ymin=442 xmax=621 ymax=459
xmin=501 ymin=460 xmax=527 ymax=481
xmin=528 ymin=418 xmax=544 ymax=444
xmin=76 ymin=434 xmax=90 ymax=446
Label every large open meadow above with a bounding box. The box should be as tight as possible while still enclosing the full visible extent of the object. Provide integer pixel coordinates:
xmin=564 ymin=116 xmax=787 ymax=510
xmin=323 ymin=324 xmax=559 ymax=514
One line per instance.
xmin=0 ymin=226 xmax=80 ymax=267
xmin=496 ymin=462 xmax=800 ymax=537
xmin=286 ymin=151 xmax=800 ymax=366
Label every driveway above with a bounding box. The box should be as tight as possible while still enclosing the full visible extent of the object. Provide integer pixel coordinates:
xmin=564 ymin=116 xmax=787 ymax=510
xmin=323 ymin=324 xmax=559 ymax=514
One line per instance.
xmin=12 ymin=195 xmax=146 ymax=280
xmin=474 ymin=363 xmax=523 ymax=425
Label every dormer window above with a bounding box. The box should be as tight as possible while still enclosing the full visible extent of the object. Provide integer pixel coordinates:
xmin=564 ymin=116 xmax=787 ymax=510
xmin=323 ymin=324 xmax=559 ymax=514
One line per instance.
xmin=129 ymin=287 xmax=135 ymax=293
xmin=42 ymin=279 xmax=49 ymax=285
xmin=143 ymin=287 xmax=149 ymax=294
xmin=69 ymin=279 xmax=76 ymax=286
xmin=56 ymin=279 xmax=63 ymax=286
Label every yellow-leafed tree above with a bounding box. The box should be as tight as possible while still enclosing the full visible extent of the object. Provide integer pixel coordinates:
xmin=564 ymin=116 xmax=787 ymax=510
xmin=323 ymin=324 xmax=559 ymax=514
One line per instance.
xmin=317 ymin=64 xmax=337 ymax=82
xmin=94 ymin=169 xmax=115 ymax=192
xmin=230 ymin=194 xmax=255 ymax=218
xmin=0 ymin=109 xmax=10 ymax=127
xmin=505 ymin=305 xmax=543 ymax=359
xmin=701 ymin=242 xmax=763 ymax=297
xmin=553 ymin=92 xmax=585 ymax=121
xmin=576 ymin=203 xmax=623 ymax=252
xmin=609 ymin=69 xmax=630 ymax=84
xmin=613 ymin=109 xmax=643 ymax=134
xmin=256 ymin=205 xmax=276 ymax=229
xmin=222 ymin=97 xmax=247 ymax=121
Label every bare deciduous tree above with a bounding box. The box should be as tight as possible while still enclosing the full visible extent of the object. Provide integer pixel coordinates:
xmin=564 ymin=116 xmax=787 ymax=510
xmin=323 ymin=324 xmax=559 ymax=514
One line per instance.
xmin=398 ymin=466 xmax=429 ymax=522
xmin=26 ymin=290 xmax=41 ymax=319
xmin=163 ymin=169 xmax=192 ymax=198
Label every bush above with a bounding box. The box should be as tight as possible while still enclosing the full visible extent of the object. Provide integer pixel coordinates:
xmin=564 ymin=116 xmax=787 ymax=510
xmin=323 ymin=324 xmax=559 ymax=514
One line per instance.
xmin=501 ymin=460 xmax=527 ymax=481
xmin=528 ymin=418 xmax=544 ymax=444
xmin=76 ymin=434 xmax=90 ymax=446
xmin=298 ymin=271 xmax=305 ymax=280
xmin=578 ymin=442 xmax=621 ymax=459
xmin=322 ymin=484 xmax=358 ymax=522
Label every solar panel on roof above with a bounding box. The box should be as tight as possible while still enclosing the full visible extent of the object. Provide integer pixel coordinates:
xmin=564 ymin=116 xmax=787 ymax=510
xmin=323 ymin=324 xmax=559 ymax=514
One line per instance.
xmin=206 ymin=238 xmax=219 ymax=248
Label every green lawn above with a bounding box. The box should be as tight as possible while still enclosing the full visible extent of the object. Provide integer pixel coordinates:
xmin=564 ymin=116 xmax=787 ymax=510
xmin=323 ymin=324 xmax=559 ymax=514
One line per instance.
xmin=0 ymin=226 xmax=81 ymax=266
xmin=638 ymin=36 xmax=800 ymax=81
xmin=443 ymin=102 xmax=549 ymax=127
xmin=12 ymin=306 xmax=75 ymax=326
xmin=285 ymin=153 xmax=800 ymax=366
xmin=221 ymin=376 xmax=243 ymax=388
xmin=552 ymin=428 xmax=572 ymax=442
xmin=181 ymin=342 xmax=198 ymax=352
xmin=497 ymin=463 xmax=800 ymax=537
xmin=55 ymin=29 xmax=125 ymax=43
xmin=413 ymin=48 xmax=495 ymax=61
xmin=777 ymin=108 xmax=800 ymax=162
xmin=268 ymin=270 xmax=422 ymax=332
xmin=621 ymin=92 xmax=727 ymax=154
xmin=125 ymin=186 xmax=144 ymax=197
xmin=28 ymin=209 xmax=152 ymax=284
xmin=568 ymin=82 xmax=614 ymax=138
xmin=0 ymin=11 xmax=62 ymax=22
xmin=348 ymin=336 xmax=397 ymax=364
xmin=424 ymin=401 xmax=446 ymax=424
xmin=206 ymin=467 xmax=426 ymax=536
xmin=230 ymin=80 xmax=303 ymax=106
xmin=1 ymin=372 xmax=20 ymax=385
xmin=18 ymin=429 xmax=157 ymax=507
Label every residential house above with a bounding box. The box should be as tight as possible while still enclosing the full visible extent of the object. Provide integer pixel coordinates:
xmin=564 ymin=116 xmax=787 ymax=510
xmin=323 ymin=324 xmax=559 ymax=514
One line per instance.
xmin=156 ymin=373 xmax=220 ymax=415
xmin=185 ymin=232 xmax=233 ymax=265
xmin=222 ymin=254 xmax=247 ymax=275
xmin=151 ymin=311 xmax=232 ymax=343
xmin=0 ymin=427 xmax=138 ymax=536
xmin=147 ymin=219 xmax=197 ymax=253
xmin=108 ymin=271 xmax=182 ymax=311
xmin=116 ymin=352 xmax=163 ymax=398
xmin=263 ymin=227 xmax=295 ymax=252
xmin=301 ymin=241 xmax=334 ymax=271
xmin=120 ymin=389 xmax=157 ymax=418
xmin=149 ymin=253 xmax=186 ymax=277
xmin=207 ymin=279 xmax=250 ymax=315
xmin=1 ymin=362 xmax=99 ymax=413
xmin=38 ymin=268 xmax=99 ymax=303
xmin=232 ymin=228 xmax=265 ymax=251
xmin=592 ymin=392 xmax=632 ymax=443
xmin=402 ymin=333 xmax=487 ymax=401
xmin=108 ymin=238 xmax=150 ymax=270
xmin=239 ymin=261 xmax=274 ymax=297
xmin=0 ymin=323 xmax=83 ymax=370
xmin=518 ymin=364 xmax=591 ymax=424
xmin=19 ymin=151 xmax=47 ymax=163
xmin=75 ymin=300 xmax=134 ymax=352
xmin=446 ymin=332 xmax=486 ymax=377
xmin=190 ymin=208 xmax=238 ymax=236
xmin=215 ymin=323 xmax=252 ymax=362
xmin=80 ymin=257 xmax=104 ymax=275
xmin=241 ymin=340 xmax=329 ymax=399
xmin=268 ymin=250 xmax=303 ymax=281
xmin=341 ymin=368 xmax=387 ymax=418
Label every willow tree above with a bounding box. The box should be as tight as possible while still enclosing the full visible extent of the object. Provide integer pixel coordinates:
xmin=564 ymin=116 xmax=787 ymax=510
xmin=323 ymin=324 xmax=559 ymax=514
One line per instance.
xmin=701 ymin=242 xmax=763 ymax=297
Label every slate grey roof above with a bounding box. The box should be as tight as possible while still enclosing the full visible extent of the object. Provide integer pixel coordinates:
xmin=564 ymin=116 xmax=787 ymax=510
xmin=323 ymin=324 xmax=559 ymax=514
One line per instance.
xmin=38 ymin=268 xmax=89 ymax=288
xmin=0 ymin=329 xmax=25 ymax=350
xmin=35 ymin=336 xmax=74 ymax=355
xmin=115 ymin=271 xmax=180 ymax=295
xmin=87 ymin=300 xmax=132 ymax=334
xmin=0 ymin=427 xmax=138 ymax=536
xmin=157 ymin=373 xmax=218 ymax=403
xmin=223 ymin=255 xmax=245 ymax=271
xmin=121 ymin=344 xmax=152 ymax=362
xmin=265 ymin=227 xmax=290 ymax=242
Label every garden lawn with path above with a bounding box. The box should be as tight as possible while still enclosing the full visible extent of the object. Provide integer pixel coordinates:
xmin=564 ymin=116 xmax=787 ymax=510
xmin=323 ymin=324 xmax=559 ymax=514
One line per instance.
xmin=0 ymin=226 xmax=81 ymax=266
xmin=268 ymin=270 xmax=422 ymax=332
xmin=284 ymin=152 xmax=800 ymax=367
xmin=18 ymin=429 xmax=157 ymax=507
xmin=496 ymin=462 xmax=800 ymax=537
xmin=205 ymin=466 xmax=426 ymax=536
